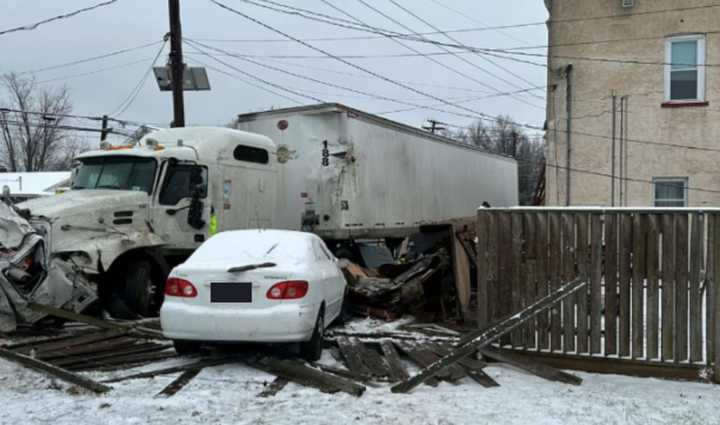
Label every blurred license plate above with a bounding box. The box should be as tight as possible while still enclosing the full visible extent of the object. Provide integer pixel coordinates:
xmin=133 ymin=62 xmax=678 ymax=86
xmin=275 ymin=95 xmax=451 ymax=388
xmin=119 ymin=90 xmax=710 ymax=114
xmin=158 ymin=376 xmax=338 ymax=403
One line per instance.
xmin=211 ymin=282 xmax=252 ymax=303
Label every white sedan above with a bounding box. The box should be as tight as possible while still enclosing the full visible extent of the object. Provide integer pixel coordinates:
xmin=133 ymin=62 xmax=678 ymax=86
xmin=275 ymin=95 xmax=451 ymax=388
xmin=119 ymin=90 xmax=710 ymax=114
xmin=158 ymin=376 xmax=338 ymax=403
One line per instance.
xmin=160 ymin=229 xmax=347 ymax=360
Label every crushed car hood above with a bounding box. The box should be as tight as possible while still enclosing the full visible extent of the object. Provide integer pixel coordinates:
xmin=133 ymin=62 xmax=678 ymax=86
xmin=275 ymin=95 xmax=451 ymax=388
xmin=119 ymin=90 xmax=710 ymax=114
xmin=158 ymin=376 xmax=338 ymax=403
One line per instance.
xmin=0 ymin=202 xmax=34 ymax=250
xmin=18 ymin=189 xmax=148 ymax=219
xmin=0 ymin=202 xmax=97 ymax=333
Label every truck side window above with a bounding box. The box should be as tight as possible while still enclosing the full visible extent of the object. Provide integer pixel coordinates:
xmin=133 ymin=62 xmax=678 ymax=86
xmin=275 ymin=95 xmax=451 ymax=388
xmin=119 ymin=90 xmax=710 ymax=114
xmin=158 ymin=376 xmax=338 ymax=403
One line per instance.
xmin=159 ymin=164 xmax=207 ymax=205
xmin=234 ymin=145 xmax=269 ymax=164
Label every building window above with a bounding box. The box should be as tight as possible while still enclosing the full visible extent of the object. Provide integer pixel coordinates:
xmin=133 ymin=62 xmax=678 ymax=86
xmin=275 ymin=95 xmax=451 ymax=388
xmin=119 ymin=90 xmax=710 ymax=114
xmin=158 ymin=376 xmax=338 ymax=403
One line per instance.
xmin=665 ymin=35 xmax=706 ymax=102
xmin=653 ymin=177 xmax=688 ymax=207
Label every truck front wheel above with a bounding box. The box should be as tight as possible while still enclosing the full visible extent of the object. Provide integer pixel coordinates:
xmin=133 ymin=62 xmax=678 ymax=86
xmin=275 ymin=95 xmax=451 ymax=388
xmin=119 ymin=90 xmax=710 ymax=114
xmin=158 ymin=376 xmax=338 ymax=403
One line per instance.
xmin=123 ymin=260 xmax=162 ymax=317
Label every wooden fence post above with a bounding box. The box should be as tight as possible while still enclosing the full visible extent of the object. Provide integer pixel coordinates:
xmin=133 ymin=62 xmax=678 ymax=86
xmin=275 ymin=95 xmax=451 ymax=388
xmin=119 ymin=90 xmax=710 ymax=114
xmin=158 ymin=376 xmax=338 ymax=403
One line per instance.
xmin=477 ymin=210 xmax=489 ymax=329
xmin=710 ymin=213 xmax=720 ymax=384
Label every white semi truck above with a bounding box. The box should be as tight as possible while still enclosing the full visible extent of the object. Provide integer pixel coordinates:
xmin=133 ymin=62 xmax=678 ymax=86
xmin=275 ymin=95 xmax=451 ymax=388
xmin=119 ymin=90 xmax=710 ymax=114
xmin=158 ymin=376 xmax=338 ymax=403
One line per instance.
xmin=13 ymin=103 xmax=518 ymax=317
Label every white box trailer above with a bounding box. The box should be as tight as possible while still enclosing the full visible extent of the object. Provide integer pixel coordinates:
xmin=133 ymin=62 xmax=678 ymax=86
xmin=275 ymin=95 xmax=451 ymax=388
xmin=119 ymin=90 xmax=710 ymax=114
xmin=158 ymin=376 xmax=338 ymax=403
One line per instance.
xmin=235 ymin=103 xmax=518 ymax=240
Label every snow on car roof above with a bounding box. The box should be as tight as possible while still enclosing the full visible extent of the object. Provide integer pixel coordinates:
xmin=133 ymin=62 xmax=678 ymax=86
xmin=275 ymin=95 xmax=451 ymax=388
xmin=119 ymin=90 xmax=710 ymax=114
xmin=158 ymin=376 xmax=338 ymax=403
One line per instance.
xmin=187 ymin=229 xmax=319 ymax=265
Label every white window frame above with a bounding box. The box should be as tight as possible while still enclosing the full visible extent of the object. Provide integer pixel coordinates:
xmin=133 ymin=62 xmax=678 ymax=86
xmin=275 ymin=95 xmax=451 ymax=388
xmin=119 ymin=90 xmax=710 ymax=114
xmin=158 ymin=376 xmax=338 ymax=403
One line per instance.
xmin=664 ymin=35 xmax=706 ymax=102
xmin=653 ymin=177 xmax=689 ymax=207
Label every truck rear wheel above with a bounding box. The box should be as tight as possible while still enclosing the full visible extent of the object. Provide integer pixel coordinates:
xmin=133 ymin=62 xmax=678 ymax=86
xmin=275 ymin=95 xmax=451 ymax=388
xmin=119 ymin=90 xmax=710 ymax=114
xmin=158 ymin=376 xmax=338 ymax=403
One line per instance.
xmin=123 ymin=260 xmax=161 ymax=317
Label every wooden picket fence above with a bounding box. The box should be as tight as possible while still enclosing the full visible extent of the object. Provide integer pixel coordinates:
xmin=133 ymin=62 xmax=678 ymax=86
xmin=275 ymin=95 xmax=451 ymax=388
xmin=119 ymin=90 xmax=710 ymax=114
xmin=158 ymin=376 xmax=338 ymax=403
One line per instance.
xmin=476 ymin=208 xmax=720 ymax=382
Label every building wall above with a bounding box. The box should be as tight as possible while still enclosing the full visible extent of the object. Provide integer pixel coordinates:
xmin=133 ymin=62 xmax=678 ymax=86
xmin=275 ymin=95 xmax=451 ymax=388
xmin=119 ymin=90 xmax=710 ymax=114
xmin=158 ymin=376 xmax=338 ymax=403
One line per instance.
xmin=545 ymin=0 xmax=720 ymax=207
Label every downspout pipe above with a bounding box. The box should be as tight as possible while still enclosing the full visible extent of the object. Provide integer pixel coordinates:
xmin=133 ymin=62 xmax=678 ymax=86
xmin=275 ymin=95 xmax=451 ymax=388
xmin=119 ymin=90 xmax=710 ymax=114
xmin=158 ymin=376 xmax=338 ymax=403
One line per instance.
xmin=564 ymin=64 xmax=573 ymax=206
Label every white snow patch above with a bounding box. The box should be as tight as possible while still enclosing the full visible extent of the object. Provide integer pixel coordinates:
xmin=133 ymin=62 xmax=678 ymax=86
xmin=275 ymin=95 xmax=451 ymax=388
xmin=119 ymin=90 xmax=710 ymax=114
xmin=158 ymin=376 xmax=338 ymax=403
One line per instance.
xmin=1 ymin=356 xmax=718 ymax=425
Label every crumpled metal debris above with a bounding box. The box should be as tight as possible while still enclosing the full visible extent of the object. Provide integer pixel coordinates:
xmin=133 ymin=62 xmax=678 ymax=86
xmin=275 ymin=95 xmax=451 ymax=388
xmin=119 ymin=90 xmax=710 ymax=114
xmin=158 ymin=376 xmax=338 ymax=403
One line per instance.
xmin=0 ymin=202 xmax=97 ymax=333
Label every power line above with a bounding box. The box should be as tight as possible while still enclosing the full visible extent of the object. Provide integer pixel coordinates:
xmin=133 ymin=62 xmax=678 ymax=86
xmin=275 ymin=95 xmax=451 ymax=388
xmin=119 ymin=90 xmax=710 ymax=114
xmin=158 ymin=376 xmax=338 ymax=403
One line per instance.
xmin=109 ymin=41 xmax=167 ymax=117
xmin=426 ymin=0 xmax=531 ymax=44
xmin=186 ymin=56 xmax=305 ymax=105
xmin=19 ymin=41 xmax=163 ymax=74
xmin=386 ymin=0 xmax=543 ymax=94
xmin=376 ymin=87 xmax=546 ymax=115
xmin=237 ymin=0 xmax=720 ymax=68
xmin=0 ymin=0 xmax=121 ymax=37
xmin=187 ymin=38 xmax=510 ymax=121
xmin=242 ymin=0 xmax=547 ymax=70
xmin=36 ymin=58 xmax=152 ymax=84
xmin=208 ymin=2 xmax=720 ymax=157
xmin=345 ymin=0 xmax=544 ymax=108
xmin=0 ymin=107 xmax=153 ymax=128
xmin=548 ymin=3 xmax=720 ymax=24
xmin=207 ymin=0 xmax=535 ymax=121
xmin=190 ymin=28 xmax=720 ymax=157
xmin=1 ymin=119 xmax=132 ymax=137
xmin=184 ymin=41 xmax=324 ymax=103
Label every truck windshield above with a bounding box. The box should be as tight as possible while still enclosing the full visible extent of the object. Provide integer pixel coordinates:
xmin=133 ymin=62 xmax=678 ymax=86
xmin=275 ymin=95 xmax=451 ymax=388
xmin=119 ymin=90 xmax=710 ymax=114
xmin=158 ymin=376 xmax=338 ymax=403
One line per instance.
xmin=72 ymin=156 xmax=157 ymax=194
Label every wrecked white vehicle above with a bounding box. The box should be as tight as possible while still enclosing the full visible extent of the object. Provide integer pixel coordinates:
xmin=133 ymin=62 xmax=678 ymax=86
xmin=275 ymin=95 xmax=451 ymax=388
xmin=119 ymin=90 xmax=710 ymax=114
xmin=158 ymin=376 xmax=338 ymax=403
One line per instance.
xmin=0 ymin=202 xmax=96 ymax=333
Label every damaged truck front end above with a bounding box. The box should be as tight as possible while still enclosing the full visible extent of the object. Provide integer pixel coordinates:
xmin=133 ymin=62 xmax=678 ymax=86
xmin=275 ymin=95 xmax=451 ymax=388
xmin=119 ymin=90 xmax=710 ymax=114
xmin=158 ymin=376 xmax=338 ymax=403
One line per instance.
xmin=0 ymin=202 xmax=97 ymax=333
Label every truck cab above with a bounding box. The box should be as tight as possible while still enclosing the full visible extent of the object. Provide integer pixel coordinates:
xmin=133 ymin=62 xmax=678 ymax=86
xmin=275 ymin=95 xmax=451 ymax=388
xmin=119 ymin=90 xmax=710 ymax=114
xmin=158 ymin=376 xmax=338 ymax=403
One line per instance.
xmin=18 ymin=127 xmax=278 ymax=317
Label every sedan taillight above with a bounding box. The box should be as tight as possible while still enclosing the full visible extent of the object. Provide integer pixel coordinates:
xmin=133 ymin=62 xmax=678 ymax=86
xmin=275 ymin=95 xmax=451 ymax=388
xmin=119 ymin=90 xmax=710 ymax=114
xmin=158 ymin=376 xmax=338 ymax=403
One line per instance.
xmin=266 ymin=280 xmax=309 ymax=300
xmin=165 ymin=277 xmax=198 ymax=298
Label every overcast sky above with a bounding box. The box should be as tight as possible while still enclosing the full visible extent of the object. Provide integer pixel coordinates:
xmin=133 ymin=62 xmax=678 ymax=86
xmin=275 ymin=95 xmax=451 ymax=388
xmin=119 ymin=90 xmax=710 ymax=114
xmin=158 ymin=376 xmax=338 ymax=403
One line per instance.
xmin=0 ymin=0 xmax=549 ymax=137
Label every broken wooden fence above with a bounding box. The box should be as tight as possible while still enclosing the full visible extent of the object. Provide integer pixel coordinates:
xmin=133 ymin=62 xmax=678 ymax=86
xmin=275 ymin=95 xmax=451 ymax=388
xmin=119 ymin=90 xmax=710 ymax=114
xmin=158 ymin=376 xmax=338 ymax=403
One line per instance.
xmin=476 ymin=208 xmax=720 ymax=383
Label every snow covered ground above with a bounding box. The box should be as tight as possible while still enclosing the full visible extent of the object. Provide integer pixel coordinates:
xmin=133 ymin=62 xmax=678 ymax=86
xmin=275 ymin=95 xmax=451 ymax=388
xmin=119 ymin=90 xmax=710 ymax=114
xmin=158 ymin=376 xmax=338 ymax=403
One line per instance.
xmin=1 ymin=351 xmax=719 ymax=425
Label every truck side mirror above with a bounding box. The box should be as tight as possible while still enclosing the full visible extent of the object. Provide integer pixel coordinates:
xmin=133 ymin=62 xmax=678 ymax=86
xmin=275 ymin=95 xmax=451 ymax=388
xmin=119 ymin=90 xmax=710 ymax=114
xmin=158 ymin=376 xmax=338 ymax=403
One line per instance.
xmin=186 ymin=167 xmax=207 ymax=230
xmin=187 ymin=187 xmax=205 ymax=230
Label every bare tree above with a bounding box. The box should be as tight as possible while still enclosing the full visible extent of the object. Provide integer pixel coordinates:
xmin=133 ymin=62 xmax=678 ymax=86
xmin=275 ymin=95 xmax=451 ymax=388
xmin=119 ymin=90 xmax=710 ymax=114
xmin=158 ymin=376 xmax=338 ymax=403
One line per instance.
xmin=455 ymin=116 xmax=545 ymax=205
xmin=0 ymin=73 xmax=82 ymax=171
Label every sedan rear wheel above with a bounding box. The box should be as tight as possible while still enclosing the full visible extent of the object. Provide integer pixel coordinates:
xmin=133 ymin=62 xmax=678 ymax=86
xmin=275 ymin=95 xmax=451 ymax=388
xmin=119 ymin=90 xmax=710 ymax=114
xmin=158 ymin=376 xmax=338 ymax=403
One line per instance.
xmin=300 ymin=309 xmax=324 ymax=362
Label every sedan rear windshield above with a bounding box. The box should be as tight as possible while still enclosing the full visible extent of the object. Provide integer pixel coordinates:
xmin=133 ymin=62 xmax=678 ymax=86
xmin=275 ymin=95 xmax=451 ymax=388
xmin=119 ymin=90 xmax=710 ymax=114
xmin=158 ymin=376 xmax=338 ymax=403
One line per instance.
xmin=72 ymin=156 xmax=157 ymax=194
xmin=189 ymin=231 xmax=314 ymax=264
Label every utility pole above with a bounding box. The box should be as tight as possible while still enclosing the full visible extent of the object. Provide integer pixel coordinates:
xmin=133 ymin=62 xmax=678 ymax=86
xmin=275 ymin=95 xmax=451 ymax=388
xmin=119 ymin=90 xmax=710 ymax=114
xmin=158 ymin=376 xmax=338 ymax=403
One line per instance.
xmin=422 ymin=119 xmax=446 ymax=134
xmin=168 ymin=0 xmax=185 ymax=128
xmin=100 ymin=115 xmax=109 ymax=143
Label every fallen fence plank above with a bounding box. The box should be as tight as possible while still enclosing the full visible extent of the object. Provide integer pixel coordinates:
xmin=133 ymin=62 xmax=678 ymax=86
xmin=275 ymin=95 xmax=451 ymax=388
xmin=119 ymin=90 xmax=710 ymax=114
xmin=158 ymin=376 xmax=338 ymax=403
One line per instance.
xmin=15 ymin=330 xmax=126 ymax=355
xmin=352 ymin=338 xmax=390 ymax=378
xmin=67 ymin=349 xmax=177 ymax=371
xmin=395 ymin=342 xmax=462 ymax=382
xmin=480 ymin=347 xmax=582 ymax=385
xmin=28 ymin=303 xmax=163 ymax=339
xmin=0 ymin=347 xmax=111 ymax=394
xmin=313 ymin=363 xmax=373 ymax=383
xmin=335 ymin=337 xmax=373 ymax=377
xmin=101 ymin=357 xmax=236 ymax=384
xmin=54 ymin=343 xmax=170 ymax=368
xmin=431 ymin=344 xmax=499 ymax=388
xmin=391 ymin=277 xmax=587 ymax=393
xmin=256 ymin=357 xmax=366 ymax=397
xmin=156 ymin=368 xmax=202 ymax=397
xmin=1 ymin=328 xmax=102 ymax=351
xmin=380 ymin=340 xmax=409 ymax=381
xmin=37 ymin=336 xmax=141 ymax=360
xmin=257 ymin=377 xmax=289 ymax=398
